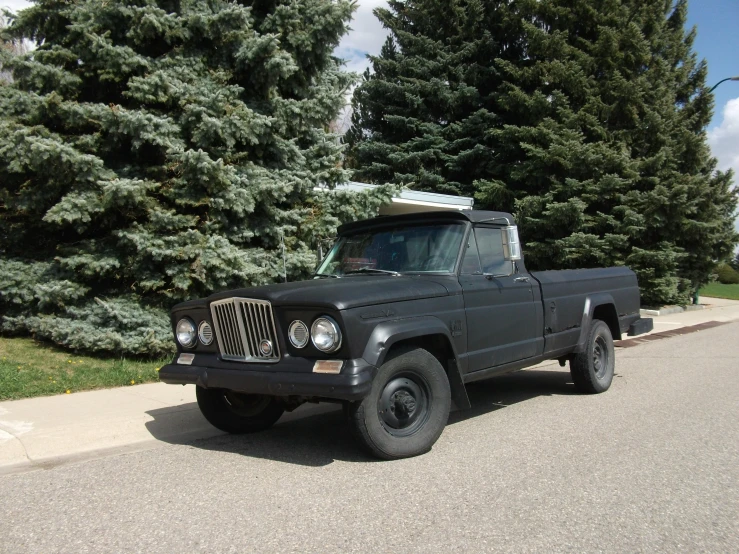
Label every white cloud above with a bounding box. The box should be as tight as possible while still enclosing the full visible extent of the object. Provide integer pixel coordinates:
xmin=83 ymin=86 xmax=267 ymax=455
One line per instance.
xmin=708 ymin=97 xmax=739 ymax=235
xmin=1 ymin=0 xmax=30 ymax=15
xmin=336 ymin=0 xmax=389 ymax=75
xmin=709 ymin=97 xmax=739 ymax=176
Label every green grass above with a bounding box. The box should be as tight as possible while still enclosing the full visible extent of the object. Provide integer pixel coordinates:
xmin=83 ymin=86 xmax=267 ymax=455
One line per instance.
xmin=0 ymin=336 xmax=168 ymax=401
xmin=699 ymin=282 xmax=739 ymax=301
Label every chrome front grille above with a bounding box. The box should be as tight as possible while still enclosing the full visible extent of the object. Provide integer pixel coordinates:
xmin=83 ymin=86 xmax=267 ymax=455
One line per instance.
xmin=210 ymin=298 xmax=281 ymax=363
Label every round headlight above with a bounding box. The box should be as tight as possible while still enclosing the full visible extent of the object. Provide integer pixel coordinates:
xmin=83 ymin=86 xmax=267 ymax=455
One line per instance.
xmin=311 ymin=316 xmax=342 ymax=353
xmin=288 ymin=320 xmax=309 ymax=348
xmin=198 ymin=321 xmax=213 ymax=346
xmin=176 ymin=318 xmax=197 ymax=348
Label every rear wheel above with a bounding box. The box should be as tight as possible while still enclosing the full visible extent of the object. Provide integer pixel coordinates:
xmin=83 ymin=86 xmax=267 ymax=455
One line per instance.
xmin=570 ymin=319 xmax=615 ymax=394
xmin=346 ymin=347 xmax=451 ymax=460
xmin=196 ymin=387 xmax=285 ymax=433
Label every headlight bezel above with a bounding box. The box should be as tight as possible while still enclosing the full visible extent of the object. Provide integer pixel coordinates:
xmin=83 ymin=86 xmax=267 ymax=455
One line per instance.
xmin=288 ymin=320 xmax=310 ymax=349
xmin=198 ymin=320 xmax=214 ymax=346
xmin=310 ymin=316 xmax=342 ymax=353
xmin=176 ymin=317 xmax=197 ymax=348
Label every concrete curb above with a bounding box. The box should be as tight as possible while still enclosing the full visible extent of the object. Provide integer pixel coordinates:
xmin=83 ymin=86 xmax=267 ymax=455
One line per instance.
xmin=0 ymin=439 xmax=174 ymax=476
xmin=615 ymin=320 xmax=728 ymax=348
xmin=0 ymin=386 xmax=339 ymax=476
xmin=640 ymin=304 xmax=706 ymax=316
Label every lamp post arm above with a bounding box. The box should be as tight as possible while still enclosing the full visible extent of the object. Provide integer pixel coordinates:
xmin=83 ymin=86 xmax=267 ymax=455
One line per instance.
xmin=709 ymin=76 xmax=739 ymax=93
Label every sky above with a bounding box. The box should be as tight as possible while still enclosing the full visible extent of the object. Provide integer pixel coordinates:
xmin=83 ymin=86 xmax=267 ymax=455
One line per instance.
xmin=3 ymin=0 xmax=738 ymax=222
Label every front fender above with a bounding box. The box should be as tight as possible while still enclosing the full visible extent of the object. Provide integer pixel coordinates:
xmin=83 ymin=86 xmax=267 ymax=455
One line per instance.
xmin=361 ymin=316 xmax=458 ymax=367
xmin=361 ymin=316 xmax=471 ymax=410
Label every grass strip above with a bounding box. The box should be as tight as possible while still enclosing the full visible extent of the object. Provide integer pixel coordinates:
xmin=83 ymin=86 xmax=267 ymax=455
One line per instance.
xmin=0 ymin=337 xmax=168 ymax=401
xmin=699 ymin=283 xmax=739 ymax=301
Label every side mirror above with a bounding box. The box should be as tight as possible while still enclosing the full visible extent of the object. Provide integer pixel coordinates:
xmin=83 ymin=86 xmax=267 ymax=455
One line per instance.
xmin=502 ymin=226 xmax=521 ymax=261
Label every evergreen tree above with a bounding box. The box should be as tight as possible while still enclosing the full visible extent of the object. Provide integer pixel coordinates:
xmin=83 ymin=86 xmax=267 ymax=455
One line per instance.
xmin=0 ymin=0 xmax=390 ymax=357
xmin=345 ymin=0 xmax=524 ymax=197
xmin=348 ymin=0 xmax=738 ymax=305
xmin=499 ymin=0 xmax=737 ymax=305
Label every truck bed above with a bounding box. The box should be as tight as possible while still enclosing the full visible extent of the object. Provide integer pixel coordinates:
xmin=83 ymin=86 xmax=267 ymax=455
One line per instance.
xmin=531 ymin=267 xmax=642 ymax=358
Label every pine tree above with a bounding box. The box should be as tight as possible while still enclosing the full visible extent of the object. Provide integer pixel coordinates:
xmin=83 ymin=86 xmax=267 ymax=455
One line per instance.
xmin=345 ymin=0 xmax=524 ymax=197
xmin=0 ymin=0 xmax=389 ymax=357
xmin=348 ymin=0 xmax=738 ymax=305
xmin=499 ymin=0 xmax=737 ymax=305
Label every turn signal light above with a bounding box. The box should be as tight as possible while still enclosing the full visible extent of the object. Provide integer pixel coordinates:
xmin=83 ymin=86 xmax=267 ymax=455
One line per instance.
xmin=313 ymin=360 xmax=343 ymax=374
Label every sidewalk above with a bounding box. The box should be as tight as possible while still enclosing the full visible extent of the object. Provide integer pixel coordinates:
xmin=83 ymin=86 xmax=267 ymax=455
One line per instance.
xmin=0 ymin=382 xmax=337 ymax=475
xmin=640 ymin=296 xmax=739 ymax=334
xmin=3 ymin=296 xmax=739 ymax=475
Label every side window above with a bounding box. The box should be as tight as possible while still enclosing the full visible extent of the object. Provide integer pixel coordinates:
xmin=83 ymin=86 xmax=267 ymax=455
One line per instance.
xmin=474 ymin=227 xmax=513 ymax=276
xmin=461 ymin=230 xmax=482 ymax=274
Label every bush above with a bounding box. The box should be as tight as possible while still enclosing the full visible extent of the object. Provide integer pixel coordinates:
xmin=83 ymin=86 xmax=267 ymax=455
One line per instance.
xmin=715 ymin=263 xmax=739 ymax=285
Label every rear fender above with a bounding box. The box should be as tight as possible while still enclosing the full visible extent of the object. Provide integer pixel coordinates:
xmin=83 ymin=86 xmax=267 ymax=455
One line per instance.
xmin=574 ymin=293 xmax=618 ymax=353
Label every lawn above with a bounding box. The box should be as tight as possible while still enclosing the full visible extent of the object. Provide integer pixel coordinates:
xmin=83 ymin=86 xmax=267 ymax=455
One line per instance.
xmin=699 ymin=283 xmax=739 ymax=301
xmin=0 ymin=336 xmax=168 ymax=401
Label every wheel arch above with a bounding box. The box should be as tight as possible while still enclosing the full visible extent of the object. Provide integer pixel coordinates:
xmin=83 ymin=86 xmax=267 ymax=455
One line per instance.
xmin=574 ymin=294 xmax=621 ymax=353
xmin=362 ymin=317 xmax=471 ymax=410
xmin=592 ymin=303 xmax=620 ymax=340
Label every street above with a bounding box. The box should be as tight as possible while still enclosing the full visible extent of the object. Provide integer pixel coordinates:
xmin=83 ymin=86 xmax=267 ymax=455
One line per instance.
xmin=1 ymin=322 xmax=737 ymax=553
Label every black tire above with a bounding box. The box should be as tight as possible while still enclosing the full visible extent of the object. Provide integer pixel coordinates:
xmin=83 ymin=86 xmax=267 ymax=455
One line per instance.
xmin=570 ymin=319 xmax=615 ymax=394
xmin=196 ymin=387 xmax=285 ymax=434
xmin=346 ymin=347 xmax=451 ymax=460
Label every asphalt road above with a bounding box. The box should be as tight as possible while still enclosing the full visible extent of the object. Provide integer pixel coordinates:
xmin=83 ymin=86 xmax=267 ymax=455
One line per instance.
xmin=1 ymin=322 xmax=737 ymax=553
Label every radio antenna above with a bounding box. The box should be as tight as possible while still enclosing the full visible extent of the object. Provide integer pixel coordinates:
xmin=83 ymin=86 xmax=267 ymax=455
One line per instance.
xmin=280 ymin=232 xmax=287 ymax=283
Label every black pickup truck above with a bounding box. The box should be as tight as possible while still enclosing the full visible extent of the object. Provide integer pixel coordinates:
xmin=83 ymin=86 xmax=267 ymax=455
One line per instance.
xmin=160 ymin=210 xmax=652 ymax=459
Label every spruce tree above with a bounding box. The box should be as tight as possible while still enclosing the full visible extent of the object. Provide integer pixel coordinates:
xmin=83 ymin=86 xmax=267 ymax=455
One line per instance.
xmin=347 ymin=0 xmax=738 ymax=305
xmin=345 ymin=0 xmax=524 ymax=197
xmin=498 ymin=0 xmax=737 ymax=305
xmin=0 ymin=0 xmax=389 ymax=357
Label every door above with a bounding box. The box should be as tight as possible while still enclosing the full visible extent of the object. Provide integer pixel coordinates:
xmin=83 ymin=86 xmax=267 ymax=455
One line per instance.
xmin=459 ymin=226 xmax=539 ymax=372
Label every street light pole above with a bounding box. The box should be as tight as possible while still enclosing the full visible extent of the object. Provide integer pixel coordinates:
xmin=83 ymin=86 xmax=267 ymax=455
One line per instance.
xmin=708 ymin=76 xmax=739 ymax=93
xmin=693 ymin=76 xmax=739 ymax=305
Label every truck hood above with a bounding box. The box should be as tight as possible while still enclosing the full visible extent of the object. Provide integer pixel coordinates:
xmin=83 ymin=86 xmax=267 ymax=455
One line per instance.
xmin=206 ymin=275 xmax=451 ymax=311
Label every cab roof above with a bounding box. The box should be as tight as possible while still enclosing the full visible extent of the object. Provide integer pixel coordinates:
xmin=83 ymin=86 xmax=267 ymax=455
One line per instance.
xmin=337 ymin=210 xmax=515 ymax=235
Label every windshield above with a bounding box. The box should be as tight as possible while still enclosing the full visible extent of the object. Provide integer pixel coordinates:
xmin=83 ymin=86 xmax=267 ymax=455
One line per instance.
xmin=316 ymin=222 xmax=466 ymax=276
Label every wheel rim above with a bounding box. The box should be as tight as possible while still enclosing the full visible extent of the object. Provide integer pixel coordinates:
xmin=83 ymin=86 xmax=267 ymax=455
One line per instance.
xmin=377 ymin=372 xmax=431 ymax=437
xmin=593 ymin=336 xmax=610 ymax=380
xmin=223 ymin=392 xmax=271 ymax=417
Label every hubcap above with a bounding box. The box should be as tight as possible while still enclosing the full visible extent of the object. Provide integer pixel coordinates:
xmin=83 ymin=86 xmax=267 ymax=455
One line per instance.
xmin=224 ymin=391 xmax=270 ymax=417
xmin=593 ymin=336 xmax=609 ymax=379
xmin=378 ymin=373 xmax=431 ymax=437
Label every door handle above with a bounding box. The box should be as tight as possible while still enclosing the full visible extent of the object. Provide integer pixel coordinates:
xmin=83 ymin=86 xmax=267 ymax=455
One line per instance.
xmin=513 ymin=276 xmax=529 ymax=282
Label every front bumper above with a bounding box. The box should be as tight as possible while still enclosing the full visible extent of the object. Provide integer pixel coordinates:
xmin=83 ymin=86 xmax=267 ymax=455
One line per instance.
xmin=159 ymin=355 xmax=376 ymax=401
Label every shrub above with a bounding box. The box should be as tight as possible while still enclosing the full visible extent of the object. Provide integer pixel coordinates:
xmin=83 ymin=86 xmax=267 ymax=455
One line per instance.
xmin=715 ymin=263 xmax=739 ymax=285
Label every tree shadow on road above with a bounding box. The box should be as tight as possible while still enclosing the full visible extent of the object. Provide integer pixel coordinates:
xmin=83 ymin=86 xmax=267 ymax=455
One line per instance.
xmin=145 ymin=369 xmax=576 ymax=467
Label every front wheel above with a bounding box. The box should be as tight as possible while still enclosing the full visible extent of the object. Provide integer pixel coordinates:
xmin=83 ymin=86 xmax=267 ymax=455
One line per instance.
xmin=346 ymin=347 xmax=451 ymax=460
xmin=196 ymin=387 xmax=285 ymax=434
xmin=570 ymin=319 xmax=615 ymax=394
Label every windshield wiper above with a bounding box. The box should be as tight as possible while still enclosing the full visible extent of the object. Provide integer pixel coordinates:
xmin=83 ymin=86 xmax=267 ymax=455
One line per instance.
xmin=314 ymin=274 xmax=341 ymax=279
xmin=344 ymin=268 xmax=402 ymax=276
